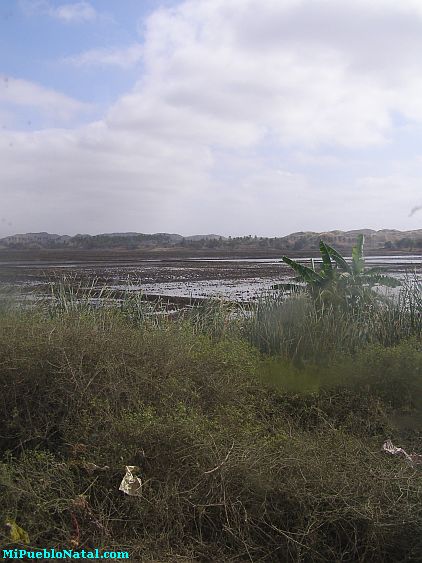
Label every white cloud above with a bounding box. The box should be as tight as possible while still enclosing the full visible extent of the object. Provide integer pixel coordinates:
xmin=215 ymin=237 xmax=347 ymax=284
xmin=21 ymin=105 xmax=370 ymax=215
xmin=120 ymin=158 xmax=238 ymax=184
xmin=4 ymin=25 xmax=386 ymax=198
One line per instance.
xmin=354 ymin=174 xmax=422 ymax=222
xmin=65 ymin=44 xmax=143 ymax=69
xmin=0 ymin=76 xmax=90 ymax=122
xmin=133 ymin=0 xmax=422 ymax=149
xmin=19 ymin=1 xmax=97 ymax=23
xmin=0 ymin=123 xmax=214 ymax=236
xmin=4 ymin=0 xmax=422 ymax=236
xmin=0 ymin=108 xmax=15 ymax=130
xmin=50 ymin=2 xmax=96 ymax=22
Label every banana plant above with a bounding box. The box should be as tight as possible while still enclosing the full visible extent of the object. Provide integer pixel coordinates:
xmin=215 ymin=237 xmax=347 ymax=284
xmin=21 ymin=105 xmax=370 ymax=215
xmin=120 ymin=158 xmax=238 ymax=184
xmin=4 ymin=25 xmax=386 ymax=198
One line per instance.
xmin=273 ymin=235 xmax=401 ymax=308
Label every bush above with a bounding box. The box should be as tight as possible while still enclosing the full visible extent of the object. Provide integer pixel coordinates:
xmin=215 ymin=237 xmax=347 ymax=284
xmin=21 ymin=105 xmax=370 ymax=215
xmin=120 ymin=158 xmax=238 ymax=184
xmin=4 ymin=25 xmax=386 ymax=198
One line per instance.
xmin=0 ymin=304 xmax=421 ymax=561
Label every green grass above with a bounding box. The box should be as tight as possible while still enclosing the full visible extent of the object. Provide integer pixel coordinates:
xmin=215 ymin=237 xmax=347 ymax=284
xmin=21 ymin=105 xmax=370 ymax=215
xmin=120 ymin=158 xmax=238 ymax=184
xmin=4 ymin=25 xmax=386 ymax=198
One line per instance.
xmin=245 ymin=278 xmax=422 ymax=362
xmin=0 ymin=286 xmax=421 ymax=561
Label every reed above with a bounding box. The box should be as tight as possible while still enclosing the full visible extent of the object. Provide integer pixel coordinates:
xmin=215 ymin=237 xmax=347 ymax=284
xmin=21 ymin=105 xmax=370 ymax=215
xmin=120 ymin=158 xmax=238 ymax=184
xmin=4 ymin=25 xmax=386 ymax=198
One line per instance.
xmin=244 ymin=279 xmax=421 ymax=362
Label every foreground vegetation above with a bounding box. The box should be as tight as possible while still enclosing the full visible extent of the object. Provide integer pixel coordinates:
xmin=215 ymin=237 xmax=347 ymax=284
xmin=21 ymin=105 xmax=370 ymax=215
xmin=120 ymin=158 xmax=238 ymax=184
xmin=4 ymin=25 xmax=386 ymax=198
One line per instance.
xmin=0 ymin=273 xmax=421 ymax=561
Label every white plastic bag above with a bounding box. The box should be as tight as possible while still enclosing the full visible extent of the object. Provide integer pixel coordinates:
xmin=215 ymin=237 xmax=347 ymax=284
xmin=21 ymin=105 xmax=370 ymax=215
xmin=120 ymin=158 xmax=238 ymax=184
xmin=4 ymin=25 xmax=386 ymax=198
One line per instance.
xmin=119 ymin=465 xmax=142 ymax=496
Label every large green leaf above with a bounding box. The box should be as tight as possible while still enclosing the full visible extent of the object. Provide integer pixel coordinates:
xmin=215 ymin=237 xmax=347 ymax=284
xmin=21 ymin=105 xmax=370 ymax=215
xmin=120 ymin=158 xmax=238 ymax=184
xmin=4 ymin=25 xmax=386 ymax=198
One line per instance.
xmin=278 ymin=236 xmax=401 ymax=307
xmin=281 ymin=256 xmax=324 ymax=284
xmin=324 ymin=244 xmax=352 ymax=273
xmin=319 ymin=240 xmax=333 ymax=275
xmin=352 ymin=234 xmax=365 ymax=274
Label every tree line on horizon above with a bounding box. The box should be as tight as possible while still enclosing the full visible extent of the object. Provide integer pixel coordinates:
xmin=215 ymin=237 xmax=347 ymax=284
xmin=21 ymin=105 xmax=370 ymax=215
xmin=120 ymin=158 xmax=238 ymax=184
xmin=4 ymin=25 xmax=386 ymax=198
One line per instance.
xmin=1 ymin=230 xmax=422 ymax=252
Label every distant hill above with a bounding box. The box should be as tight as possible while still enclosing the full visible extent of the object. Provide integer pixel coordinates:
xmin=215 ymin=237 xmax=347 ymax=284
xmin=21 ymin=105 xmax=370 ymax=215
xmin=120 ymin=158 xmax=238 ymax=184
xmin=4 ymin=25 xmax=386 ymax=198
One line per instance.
xmin=0 ymin=229 xmax=421 ymax=252
xmin=279 ymin=229 xmax=422 ymax=251
xmin=0 ymin=232 xmax=224 ymax=250
xmin=0 ymin=232 xmax=72 ymax=246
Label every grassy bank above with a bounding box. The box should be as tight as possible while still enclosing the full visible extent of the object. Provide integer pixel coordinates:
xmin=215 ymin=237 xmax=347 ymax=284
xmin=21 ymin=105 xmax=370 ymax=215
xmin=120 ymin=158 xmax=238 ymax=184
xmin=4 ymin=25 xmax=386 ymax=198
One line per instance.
xmin=0 ymin=288 xmax=421 ymax=561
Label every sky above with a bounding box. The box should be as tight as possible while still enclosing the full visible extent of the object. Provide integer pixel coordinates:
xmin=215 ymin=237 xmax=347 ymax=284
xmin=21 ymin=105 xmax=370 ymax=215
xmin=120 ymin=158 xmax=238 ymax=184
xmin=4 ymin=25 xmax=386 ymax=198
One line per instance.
xmin=0 ymin=0 xmax=422 ymax=237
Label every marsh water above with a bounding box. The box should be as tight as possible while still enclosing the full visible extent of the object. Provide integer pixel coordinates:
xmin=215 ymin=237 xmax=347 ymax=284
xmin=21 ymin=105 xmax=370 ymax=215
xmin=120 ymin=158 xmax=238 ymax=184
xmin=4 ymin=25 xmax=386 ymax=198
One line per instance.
xmin=0 ymin=254 xmax=421 ymax=304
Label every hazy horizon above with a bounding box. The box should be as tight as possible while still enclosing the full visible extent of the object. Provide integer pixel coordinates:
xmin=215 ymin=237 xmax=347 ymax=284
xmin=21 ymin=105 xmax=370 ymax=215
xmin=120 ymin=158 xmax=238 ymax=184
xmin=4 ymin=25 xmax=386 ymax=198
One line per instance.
xmin=2 ymin=226 xmax=422 ymax=240
xmin=1 ymin=0 xmax=422 ymax=238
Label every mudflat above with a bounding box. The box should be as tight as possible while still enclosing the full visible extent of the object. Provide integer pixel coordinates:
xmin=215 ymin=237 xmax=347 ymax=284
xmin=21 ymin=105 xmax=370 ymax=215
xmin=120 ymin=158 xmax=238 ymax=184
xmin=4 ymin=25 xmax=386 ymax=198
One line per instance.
xmin=0 ymin=249 xmax=421 ymax=303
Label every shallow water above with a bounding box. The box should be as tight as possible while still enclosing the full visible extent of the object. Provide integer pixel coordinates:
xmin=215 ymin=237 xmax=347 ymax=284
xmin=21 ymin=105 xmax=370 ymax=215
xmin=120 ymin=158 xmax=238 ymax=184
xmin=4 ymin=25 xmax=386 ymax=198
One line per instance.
xmin=0 ymin=255 xmax=421 ymax=303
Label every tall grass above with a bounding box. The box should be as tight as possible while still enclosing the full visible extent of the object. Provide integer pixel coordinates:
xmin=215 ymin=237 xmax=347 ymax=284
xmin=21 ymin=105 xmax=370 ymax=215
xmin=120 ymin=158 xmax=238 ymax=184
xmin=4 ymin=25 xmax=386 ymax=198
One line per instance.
xmin=0 ymin=282 xmax=421 ymax=561
xmin=245 ymin=280 xmax=421 ymax=362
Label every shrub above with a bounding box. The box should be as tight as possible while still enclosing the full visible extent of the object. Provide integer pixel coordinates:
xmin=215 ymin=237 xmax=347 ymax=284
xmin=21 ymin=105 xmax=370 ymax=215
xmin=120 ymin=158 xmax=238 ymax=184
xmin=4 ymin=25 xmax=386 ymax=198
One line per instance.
xmin=0 ymin=302 xmax=421 ymax=561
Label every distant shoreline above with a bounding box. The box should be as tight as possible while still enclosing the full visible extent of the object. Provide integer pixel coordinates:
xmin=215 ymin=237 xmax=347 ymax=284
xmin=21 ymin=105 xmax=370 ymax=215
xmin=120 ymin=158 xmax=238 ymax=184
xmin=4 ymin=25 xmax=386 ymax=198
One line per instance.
xmin=0 ymin=247 xmax=420 ymax=264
